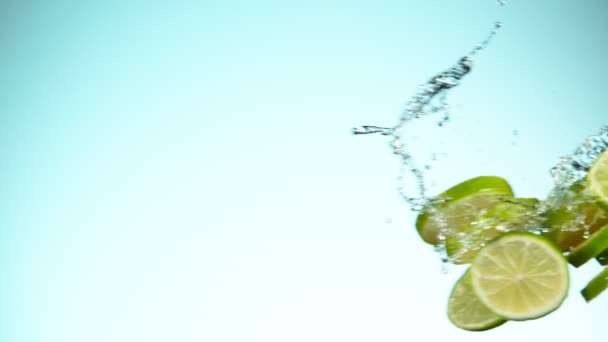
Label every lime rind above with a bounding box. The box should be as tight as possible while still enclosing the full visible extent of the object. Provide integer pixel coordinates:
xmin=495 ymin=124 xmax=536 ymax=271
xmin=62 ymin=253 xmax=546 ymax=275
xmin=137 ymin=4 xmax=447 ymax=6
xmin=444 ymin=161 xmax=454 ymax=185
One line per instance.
xmin=416 ymin=176 xmax=514 ymax=245
xmin=596 ymin=248 xmax=608 ymax=266
xmin=581 ymin=266 xmax=608 ymax=302
xmin=471 ymin=232 xmax=569 ymax=321
xmin=567 ymin=224 xmax=608 ymax=267
xmin=543 ymin=184 xmax=608 ymax=252
xmin=447 ymin=270 xmax=506 ymax=331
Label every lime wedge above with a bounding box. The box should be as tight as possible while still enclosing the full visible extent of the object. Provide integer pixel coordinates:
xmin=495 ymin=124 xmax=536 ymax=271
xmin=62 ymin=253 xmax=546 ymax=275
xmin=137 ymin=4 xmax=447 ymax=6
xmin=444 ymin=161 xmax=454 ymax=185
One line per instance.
xmin=543 ymin=184 xmax=608 ymax=252
xmin=446 ymin=198 xmax=540 ymax=264
xmin=588 ymin=149 xmax=608 ymax=212
xmin=416 ymin=176 xmax=514 ymax=245
xmin=567 ymin=224 xmax=608 ymax=267
xmin=447 ymin=269 xmax=506 ymax=331
xmin=471 ymin=232 xmax=569 ymax=321
xmin=596 ymin=248 xmax=608 ymax=266
xmin=581 ymin=266 xmax=608 ymax=302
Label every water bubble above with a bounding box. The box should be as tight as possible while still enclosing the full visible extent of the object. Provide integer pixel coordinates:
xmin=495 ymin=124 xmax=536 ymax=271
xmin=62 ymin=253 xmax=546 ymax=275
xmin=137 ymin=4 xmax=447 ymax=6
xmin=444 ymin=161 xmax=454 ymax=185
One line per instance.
xmin=583 ymin=229 xmax=591 ymax=239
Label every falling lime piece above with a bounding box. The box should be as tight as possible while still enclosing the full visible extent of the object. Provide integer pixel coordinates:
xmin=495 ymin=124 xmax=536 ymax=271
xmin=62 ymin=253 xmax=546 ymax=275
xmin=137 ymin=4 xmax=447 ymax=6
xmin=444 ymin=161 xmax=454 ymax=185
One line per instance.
xmin=567 ymin=224 xmax=608 ymax=267
xmin=471 ymin=232 xmax=569 ymax=321
xmin=543 ymin=183 xmax=608 ymax=252
xmin=581 ymin=266 xmax=608 ymax=302
xmin=588 ymin=148 xmax=608 ymax=212
xmin=416 ymin=176 xmax=514 ymax=245
xmin=447 ymin=269 xmax=506 ymax=331
xmin=446 ymin=198 xmax=540 ymax=264
xmin=596 ymin=248 xmax=608 ymax=266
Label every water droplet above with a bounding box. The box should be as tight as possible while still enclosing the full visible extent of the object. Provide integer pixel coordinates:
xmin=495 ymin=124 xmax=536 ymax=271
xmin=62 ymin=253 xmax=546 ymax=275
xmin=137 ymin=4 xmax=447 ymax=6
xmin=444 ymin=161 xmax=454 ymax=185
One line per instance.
xmin=583 ymin=229 xmax=591 ymax=239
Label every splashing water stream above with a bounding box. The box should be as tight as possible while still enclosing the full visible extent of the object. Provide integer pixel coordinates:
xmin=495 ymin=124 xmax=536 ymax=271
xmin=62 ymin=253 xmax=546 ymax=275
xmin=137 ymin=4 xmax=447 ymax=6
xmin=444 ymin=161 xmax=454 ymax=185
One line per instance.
xmin=353 ymin=21 xmax=502 ymax=210
xmin=353 ymin=2 xmax=608 ymax=267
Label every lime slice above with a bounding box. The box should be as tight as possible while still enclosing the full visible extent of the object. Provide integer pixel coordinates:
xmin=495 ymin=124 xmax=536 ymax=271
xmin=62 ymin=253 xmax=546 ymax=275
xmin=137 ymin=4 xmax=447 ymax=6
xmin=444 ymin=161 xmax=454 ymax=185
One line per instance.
xmin=446 ymin=198 xmax=540 ymax=264
xmin=596 ymin=248 xmax=608 ymax=266
xmin=416 ymin=176 xmax=514 ymax=245
xmin=543 ymin=184 xmax=608 ymax=252
xmin=581 ymin=266 xmax=608 ymax=302
xmin=471 ymin=232 xmax=569 ymax=321
xmin=567 ymin=224 xmax=608 ymax=267
xmin=447 ymin=269 xmax=506 ymax=331
xmin=588 ymin=149 xmax=608 ymax=212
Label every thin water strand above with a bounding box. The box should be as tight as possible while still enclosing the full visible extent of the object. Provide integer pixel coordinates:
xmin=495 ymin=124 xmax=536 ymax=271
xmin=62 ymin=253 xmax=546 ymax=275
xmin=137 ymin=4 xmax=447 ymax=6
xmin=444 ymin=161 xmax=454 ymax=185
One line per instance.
xmin=469 ymin=22 xmax=502 ymax=57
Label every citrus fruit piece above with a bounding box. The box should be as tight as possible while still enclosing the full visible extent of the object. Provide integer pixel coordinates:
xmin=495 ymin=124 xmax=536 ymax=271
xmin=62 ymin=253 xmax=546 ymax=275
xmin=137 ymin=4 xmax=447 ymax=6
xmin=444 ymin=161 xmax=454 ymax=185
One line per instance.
xmin=447 ymin=269 xmax=506 ymax=331
xmin=581 ymin=266 xmax=608 ymax=302
xmin=588 ymin=148 xmax=608 ymax=212
xmin=567 ymin=224 xmax=608 ymax=267
xmin=416 ymin=176 xmax=514 ymax=245
xmin=446 ymin=198 xmax=540 ymax=264
xmin=543 ymin=183 xmax=608 ymax=252
xmin=470 ymin=232 xmax=569 ymax=321
xmin=596 ymin=248 xmax=608 ymax=266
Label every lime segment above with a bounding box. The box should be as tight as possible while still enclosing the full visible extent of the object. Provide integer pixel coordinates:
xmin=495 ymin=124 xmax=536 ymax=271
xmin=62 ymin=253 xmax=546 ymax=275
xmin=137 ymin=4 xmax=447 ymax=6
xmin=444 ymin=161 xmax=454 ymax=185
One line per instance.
xmin=446 ymin=198 xmax=539 ymax=264
xmin=596 ymin=248 xmax=608 ymax=266
xmin=447 ymin=270 xmax=506 ymax=331
xmin=567 ymin=224 xmax=608 ymax=267
xmin=581 ymin=267 xmax=608 ymax=302
xmin=543 ymin=184 xmax=608 ymax=252
xmin=416 ymin=176 xmax=514 ymax=245
xmin=588 ymin=149 xmax=608 ymax=212
xmin=471 ymin=232 xmax=569 ymax=321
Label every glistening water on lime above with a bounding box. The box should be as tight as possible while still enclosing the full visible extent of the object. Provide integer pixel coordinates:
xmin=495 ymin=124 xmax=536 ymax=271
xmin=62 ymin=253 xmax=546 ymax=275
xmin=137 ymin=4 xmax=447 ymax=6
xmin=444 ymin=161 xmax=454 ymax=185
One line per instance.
xmin=352 ymin=3 xmax=608 ymax=332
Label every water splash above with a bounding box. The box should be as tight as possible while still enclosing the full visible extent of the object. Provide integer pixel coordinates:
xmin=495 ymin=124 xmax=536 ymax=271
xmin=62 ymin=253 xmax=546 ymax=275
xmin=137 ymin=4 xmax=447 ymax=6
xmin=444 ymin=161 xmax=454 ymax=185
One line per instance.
xmin=353 ymin=22 xmax=501 ymax=208
xmin=550 ymin=126 xmax=608 ymax=188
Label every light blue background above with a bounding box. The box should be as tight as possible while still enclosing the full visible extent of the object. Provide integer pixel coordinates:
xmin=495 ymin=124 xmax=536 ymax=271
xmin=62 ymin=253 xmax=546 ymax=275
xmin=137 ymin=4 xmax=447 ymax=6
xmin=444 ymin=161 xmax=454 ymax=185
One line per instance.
xmin=2 ymin=1 xmax=607 ymax=341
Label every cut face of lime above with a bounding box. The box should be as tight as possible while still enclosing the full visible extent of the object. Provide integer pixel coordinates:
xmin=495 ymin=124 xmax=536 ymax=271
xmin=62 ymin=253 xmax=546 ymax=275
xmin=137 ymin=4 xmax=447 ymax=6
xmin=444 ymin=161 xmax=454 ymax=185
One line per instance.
xmin=543 ymin=184 xmax=608 ymax=252
xmin=567 ymin=224 xmax=608 ymax=267
xmin=447 ymin=269 xmax=506 ymax=331
xmin=446 ymin=198 xmax=540 ymax=264
xmin=471 ymin=232 xmax=569 ymax=321
xmin=581 ymin=266 xmax=608 ymax=302
xmin=416 ymin=176 xmax=514 ymax=245
xmin=588 ymin=149 xmax=608 ymax=212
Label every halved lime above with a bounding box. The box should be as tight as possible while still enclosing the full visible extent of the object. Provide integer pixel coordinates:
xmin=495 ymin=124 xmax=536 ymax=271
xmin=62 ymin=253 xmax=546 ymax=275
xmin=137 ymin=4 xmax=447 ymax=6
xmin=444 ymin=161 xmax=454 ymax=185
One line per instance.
xmin=446 ymin=198 xmax=540 ymax=264
xmin=588 ymin=149 xmax=608 ymax=212
xmin=447 ymin=269 xmax=506 ymax=331
xmin=471 ymin=232 xmax=569 ymax=321
xmin=543 ymin=183 xmax=608 ymax=252
xmin=416 ymin=176 xmax=514 ymax=245
xmin=581 ymin=266 xmax=608 ymax=302
xmin=567 ymin=224 xmax=608 ymax=267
